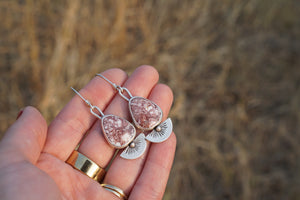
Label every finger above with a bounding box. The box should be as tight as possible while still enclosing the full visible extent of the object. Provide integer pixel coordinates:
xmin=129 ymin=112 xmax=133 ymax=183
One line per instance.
xmin=0 ymin=106 xmax=47 ymax=165
xmin=43 ymin=68 xmax=128 ymax=160
xmin=78 ymin=65 xmax=159 ymax=168
xmin=129 ymin=133 xmax=176 ymax=200
xmin=102 ymin=83 xmax=174 ymax=197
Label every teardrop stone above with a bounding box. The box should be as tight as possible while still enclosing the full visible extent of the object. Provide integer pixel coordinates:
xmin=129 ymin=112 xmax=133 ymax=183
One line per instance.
xmin=129 ymin=97 xmax=163 ymax=130
xmin=102 ymin=115 xmax=136 ymax=149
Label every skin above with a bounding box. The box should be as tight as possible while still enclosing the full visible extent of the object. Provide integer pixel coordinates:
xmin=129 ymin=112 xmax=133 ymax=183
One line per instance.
xmin=0 ymin=66 xmax=176 ymax=200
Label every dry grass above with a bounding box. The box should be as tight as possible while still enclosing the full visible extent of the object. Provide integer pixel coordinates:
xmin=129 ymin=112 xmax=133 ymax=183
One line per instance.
xmin=0 ymin=0 xmax=299 ymax=199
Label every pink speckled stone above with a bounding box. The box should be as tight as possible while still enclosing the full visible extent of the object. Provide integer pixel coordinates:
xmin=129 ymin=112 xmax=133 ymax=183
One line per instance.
xmin=102 ymin=115 xmax=136 ymax=149
xmin=129 ymin=97 xmax=162 ymax=130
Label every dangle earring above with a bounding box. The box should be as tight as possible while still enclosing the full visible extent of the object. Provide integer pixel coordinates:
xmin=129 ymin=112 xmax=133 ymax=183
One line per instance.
xmin=96 ymin=74 xmax=173 ymax=158
xmin=71 ymin=87 xmax=147 ymax=159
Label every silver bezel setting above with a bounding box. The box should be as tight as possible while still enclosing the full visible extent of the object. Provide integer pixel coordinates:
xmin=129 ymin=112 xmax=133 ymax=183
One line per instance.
xmin=129 ymin=96 xmax=163 ymax=131
xmin=101 ymin=114 xmax=136 ymax=149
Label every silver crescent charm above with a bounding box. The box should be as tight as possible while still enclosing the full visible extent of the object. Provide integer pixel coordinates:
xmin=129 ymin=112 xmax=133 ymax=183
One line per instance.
xmin=120 ymin=133 xmax=147 ymax=159
xmin=145 ymin=118 xmax=173 ymax=143
xmin=95 ymin=74 xmax=174 ymax=147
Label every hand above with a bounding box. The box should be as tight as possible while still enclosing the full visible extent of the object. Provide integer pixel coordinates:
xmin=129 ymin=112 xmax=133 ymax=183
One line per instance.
xmin=0 ymin=66 xmax=176 ymax=200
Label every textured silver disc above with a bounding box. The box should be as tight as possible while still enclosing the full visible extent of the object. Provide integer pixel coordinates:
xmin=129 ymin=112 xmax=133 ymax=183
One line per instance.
xmin=145 ymin=118 xmax=173 ymax=143
xmin=120 ymin=133 xmax=147 ymax=159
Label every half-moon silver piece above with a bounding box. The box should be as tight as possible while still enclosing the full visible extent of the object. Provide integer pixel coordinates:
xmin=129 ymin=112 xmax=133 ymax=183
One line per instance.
xmin=120 ymin=133 xmax=147 ymax=159
xmin=145 ymin=118 xmax=173 ymax=143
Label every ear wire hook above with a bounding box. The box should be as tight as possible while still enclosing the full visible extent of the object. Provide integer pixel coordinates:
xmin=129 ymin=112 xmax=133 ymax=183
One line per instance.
xmin=96 ymin=74 xmax=118 ymax=89
xmin=96 ymin=74 xmax=133 ymax=102
xmin=71 ymin=87 xmax=105 ymax=119
xmin=96 ymin=71 xmax=173 ymax=147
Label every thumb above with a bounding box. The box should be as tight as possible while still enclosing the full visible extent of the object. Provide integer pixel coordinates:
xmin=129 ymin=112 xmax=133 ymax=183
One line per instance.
xmin=0 ymin=106 xmax=47 ymax=165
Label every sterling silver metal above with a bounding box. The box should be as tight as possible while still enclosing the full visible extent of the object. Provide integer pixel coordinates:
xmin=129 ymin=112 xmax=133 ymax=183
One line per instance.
xmin=120 ymin=133 xmax=147 ymax=159
xmin=71 ymin=87 xmax=105 ymax=119
xmin=71 ymin=87 xmax=137 ymax=151
xmin=97 ymin=74 xmax=133 ymax=102
xmin=146 ymin=118 xmax=173 ymax=143
xmin=128 ymin=96 xmax=163 ymax=131
xmin=96 ymin=74 xmax=173 ymax=144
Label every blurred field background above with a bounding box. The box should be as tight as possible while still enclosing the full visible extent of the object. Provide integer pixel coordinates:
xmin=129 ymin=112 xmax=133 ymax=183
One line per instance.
xmin=0 ymin=0 xmax=299 ymax=199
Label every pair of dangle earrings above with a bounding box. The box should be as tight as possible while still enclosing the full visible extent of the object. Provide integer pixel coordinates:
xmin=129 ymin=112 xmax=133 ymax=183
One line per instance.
xmin=71 ymin=75 xmax=172 ymax=160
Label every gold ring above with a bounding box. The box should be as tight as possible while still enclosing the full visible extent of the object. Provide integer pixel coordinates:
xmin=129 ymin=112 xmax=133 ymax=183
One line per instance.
xmin=66 ymin=150 xmax=106 ymax=182
xmin=101 ymin=183 xmax=128 ymax=200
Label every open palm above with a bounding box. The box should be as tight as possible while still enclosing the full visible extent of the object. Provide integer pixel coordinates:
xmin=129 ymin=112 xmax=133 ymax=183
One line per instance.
xmin=0 ymin=66 xmax=176 ymax=200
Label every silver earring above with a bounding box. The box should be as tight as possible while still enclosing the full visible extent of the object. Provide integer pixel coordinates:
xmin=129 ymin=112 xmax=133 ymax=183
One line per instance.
xmin=71 ymin=87 xmax=147 ymax=159
xmin=96 ymin=74 xmax=173 ymax=159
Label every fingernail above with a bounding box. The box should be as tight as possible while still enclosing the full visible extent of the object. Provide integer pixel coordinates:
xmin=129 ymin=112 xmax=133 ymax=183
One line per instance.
xmin=16 ymin=109 xmax=24 ymax=120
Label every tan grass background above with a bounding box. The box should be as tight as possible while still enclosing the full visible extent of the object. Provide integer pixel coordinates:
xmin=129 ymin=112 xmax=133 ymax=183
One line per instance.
xmin=0 ymin=0 xmax=299 ymax=199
